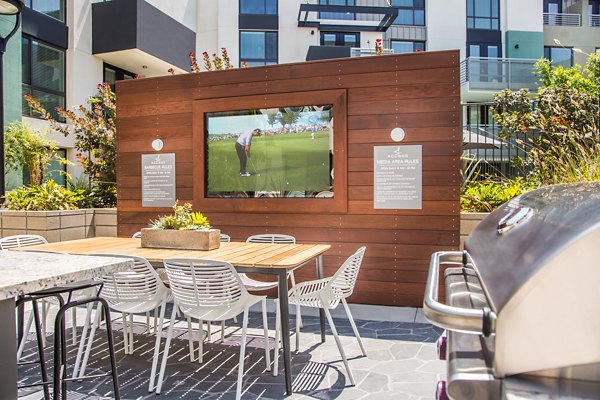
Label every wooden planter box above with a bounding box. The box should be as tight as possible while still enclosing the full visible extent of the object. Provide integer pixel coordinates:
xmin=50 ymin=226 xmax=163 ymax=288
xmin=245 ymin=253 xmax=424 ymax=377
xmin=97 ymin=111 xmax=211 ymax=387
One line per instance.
xmin=140 ymin=228 xmax=221 ymax=250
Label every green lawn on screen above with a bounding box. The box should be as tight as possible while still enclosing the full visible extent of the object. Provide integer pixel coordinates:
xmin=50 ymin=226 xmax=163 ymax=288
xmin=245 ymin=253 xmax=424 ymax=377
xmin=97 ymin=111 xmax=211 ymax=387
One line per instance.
xmin=207 ymin=131 xmax=330 ymax=193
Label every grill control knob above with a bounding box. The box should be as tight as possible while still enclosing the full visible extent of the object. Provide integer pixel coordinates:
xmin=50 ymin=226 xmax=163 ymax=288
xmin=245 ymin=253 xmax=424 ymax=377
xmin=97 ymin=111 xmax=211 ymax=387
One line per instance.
xmin=436 ymin=334 xmax=447 ymax=360
xmin=436 ymin=381 xmax=449 ymax=400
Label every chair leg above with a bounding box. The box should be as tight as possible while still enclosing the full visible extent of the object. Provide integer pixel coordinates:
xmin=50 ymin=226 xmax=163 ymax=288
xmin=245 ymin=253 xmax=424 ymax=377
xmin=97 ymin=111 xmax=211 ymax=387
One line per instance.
xmin=236 ymin=308 xmax=249 ymax=400
xmin=295 ymin=304 xmax=301 ymax=352
xmin=17 ymin=311 xmax=34 ymax=361
xmin=341 ymin=298 xmax=367 ymax=357
xmin=78 ymin=303 xmax=103 ymax=378
xmin=99 ymin=299 xmax=121 ymax=400
xmin=72 ymin=303 xmax=94 ymax=379
xmin=72 ymin=307 xmax=77 ymax=346
xmin=148 ymin=300 xmax=167 ymax=393
xmin=121 ymin=313 xmax=129 ymax=355
xmin=42 ymin=300 xmax=49 ymax=347
xmin=324 ymin=308 xmax=356 ymax=386
xmin=289 ymin=272 xmax=303 ymax=329
xmin=221 ymin=320 xmax=225 ymax=342
xmin=198 ymin=319 xmax=204 ymax=364
xmin=261 ymin=298 xmax=271 ymax=371
xmin=156 ymin=304 xmax=178 ymax=394
xmin=206 ymin=320 xmax=212 ymax=343
xmin=273 ymin=299 xmax=280 ymax=377
xmin=154 ymin=307 xmax=158 ymax=334
xmin=146 ymin=311 xmax=151 ymax=334
xmin=31 ymin=299 xmax=51 ymax=400
xmin=187 ymin=317 xmax=194 ymax=362
xmin=128 ymin=312 xmax=134 ymax=354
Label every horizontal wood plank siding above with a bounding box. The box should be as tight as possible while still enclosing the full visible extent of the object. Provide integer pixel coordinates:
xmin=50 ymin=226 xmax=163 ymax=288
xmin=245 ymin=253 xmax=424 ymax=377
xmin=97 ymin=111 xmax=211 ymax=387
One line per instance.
xmin=116 ymin=51 xmax=461 ymax=307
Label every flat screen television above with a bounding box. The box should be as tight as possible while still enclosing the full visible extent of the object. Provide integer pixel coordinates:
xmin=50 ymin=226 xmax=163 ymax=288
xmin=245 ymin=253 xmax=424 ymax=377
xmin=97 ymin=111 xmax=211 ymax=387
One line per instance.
xmin=205 ymin=105 xmax=334 ymax=198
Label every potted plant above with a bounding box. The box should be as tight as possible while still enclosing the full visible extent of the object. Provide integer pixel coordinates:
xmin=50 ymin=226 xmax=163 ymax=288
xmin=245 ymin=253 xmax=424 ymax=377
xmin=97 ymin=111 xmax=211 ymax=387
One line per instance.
xmin=141 ymin=202 xmax=220 ymax=250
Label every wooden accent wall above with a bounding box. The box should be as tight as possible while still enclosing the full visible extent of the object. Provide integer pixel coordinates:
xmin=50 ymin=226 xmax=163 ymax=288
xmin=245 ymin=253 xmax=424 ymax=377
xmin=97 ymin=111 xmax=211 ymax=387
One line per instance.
xmin=116 ymin=51 xmax=461 ymax=307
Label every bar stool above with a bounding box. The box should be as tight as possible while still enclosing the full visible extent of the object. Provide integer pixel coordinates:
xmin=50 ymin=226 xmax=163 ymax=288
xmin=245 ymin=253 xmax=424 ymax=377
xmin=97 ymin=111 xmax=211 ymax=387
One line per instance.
xmin=17 ymin=281 xmax=120 ymax=400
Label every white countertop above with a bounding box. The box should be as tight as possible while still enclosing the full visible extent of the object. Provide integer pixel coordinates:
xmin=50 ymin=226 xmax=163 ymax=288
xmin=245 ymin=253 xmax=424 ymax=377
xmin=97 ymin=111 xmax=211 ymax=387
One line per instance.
xmin=0 ymin=251 xmax=133 ymax=301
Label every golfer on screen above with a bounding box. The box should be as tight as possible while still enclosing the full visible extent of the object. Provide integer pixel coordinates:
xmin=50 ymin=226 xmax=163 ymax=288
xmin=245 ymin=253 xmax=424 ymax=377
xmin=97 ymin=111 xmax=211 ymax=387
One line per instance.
xmin=235 ymin=128 xmax=261 ymax=176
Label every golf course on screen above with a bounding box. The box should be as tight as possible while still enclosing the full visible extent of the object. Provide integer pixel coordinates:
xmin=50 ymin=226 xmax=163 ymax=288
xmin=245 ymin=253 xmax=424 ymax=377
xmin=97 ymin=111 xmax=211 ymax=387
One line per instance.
xmin=207 ymin=130 xmax=331 ymax=194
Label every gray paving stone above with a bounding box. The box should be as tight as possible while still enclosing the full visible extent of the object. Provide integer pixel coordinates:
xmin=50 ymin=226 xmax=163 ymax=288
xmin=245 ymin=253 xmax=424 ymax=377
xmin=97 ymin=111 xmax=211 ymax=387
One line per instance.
xmin=18 ymin=310 xmax=444 ymax=400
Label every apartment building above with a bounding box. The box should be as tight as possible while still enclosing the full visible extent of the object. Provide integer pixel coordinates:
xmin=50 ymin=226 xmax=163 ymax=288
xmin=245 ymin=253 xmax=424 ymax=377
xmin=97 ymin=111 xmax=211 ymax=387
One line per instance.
xmin=1 ymin=0 xmax=599 ymax=189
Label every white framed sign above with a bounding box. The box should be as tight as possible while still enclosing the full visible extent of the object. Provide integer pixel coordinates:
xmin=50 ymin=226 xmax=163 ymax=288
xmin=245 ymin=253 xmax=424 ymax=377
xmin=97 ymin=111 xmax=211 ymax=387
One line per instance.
xmin=142 ymin=153 xmax=176 ymax=207
xmin=373 ymin=145 xmax=422 ymax=209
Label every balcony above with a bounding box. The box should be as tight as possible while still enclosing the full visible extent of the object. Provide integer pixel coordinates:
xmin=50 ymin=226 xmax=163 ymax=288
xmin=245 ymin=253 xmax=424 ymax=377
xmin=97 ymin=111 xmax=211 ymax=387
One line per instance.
xmin=92 ymin=0 xmax=195 ymax=76
xmin=543 ymin=12 xmax=581 ymax=26
xmin=460 ymin=57 xmax=539 ymax=102
xmin=590 ymin=14 xmax=600 ymax=27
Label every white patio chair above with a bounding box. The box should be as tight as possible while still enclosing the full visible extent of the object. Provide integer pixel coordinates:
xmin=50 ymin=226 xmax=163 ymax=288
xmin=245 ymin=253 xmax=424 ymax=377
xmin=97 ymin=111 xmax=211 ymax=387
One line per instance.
xmin=242 ymin=234 xmax=303 ymax=327
xmin=274 ymin=247 xmax=367 ymax=385
xmin=0 ymin=234 xmax=47 ymax=249
xmin=156 ymin=258 xmax=271 ymax=399
xmin=78 ymin=254 xmax=171 ymax=392
xmin=220 ymin=233 xmax=231 ymax=242
xmin=132 ymin=231 xmax=142 ymax=239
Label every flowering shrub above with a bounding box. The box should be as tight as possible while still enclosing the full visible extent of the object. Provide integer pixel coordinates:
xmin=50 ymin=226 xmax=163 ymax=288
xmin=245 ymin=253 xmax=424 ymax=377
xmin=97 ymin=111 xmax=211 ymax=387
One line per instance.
xmin=24 ymin=82 xmax=117 ymax=207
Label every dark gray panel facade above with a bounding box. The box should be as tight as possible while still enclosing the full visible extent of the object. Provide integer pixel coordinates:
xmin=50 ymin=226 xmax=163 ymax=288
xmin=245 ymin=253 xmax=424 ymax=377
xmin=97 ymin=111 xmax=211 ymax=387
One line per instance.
xmin=92 ymin=0 xmax=137 ymax=55
xmin=22 ymin=7 xmax=68 ymax=49
xmin=306 ymin=45 xmax=351 ymax=61
xmin=136 ymin=0 xmax=195 ymax=70
xmin=239 ymin=14 xmax=279 ymax=30
xmin=92 ymin=0 xmax=195 ymax=70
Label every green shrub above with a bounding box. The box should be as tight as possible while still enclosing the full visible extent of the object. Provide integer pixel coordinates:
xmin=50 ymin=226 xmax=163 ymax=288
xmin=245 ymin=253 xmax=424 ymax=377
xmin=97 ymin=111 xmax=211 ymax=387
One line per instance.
xmin=4 ymin=180 xmax=88 ymax=211
xmin=461 ymin=179 xmax=526 ymax=213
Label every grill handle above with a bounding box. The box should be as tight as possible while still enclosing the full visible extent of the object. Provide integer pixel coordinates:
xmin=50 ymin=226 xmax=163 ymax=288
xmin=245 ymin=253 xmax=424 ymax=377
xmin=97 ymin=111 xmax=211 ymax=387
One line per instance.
xmin=423 ymin=251 xmax=496 ymax=336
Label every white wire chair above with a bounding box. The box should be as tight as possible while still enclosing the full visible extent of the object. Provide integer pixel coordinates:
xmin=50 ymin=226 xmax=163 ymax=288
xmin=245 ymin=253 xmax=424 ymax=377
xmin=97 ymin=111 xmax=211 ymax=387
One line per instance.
xmin=78 ymin=254 xmax=171 ymax=392
xmin=242 ymin=234 xmax=303 ymax=327
xmin=157 ymin=258 xmax=271 ymax=399
xmin=132 ymin=231 xmax=142 ymax=239
xmin=0 ymin=234 xmax=47 ymax=249
xmin=274 ymin=246 xmax=367 ymax=385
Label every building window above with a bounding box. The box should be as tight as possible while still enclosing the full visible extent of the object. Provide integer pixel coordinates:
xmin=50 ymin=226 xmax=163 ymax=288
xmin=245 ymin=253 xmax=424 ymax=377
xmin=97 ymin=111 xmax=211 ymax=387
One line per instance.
xmin=391 ymin=40 xmax=425 ymax=54
xmin=320 ymin=32 xmax=360 ymax=47
xmin=319 ymin=0 xmax=355 ymax=20
xmin=103 ymin=63 xmax=136 ymax=91
xmin=391 ymin=0 xmax=425 ymax=26
xmin=544 ymin=46 xmax=572 ymax=68
xmin=22 ymin=36 xmax=65 ymax=121
xmin=467 ymin=0 xmax=499 ymax=30
xmin=240 ymin=31 xmax=278 ymax=66
xmin=24 ymin=0 xmax=65 ymax=23
xmin=240 ymin=0 xmax=277 ymax=15
xmin=467 ymin=43 xmax=500 ymax=57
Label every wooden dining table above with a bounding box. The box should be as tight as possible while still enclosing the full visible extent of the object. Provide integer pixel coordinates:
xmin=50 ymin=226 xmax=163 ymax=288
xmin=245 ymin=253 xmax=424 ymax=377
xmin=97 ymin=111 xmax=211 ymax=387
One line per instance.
xmin=17 ymin=237 xmax=331 ymax=395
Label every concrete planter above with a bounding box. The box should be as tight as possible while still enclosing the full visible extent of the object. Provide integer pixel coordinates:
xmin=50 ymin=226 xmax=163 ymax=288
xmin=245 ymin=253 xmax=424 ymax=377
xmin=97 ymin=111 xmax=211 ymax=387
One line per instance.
xmin=0 ymin=208 xmax=117 ymax=243
xmin=141 ymin=228 xmax=221 ymax=250
xmin=460 ymin=212 xmax=489 ymax=249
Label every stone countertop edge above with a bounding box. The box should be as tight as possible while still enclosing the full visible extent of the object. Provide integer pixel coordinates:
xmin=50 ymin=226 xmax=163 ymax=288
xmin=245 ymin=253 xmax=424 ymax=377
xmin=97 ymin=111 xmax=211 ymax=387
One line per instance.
xmin=0 ymin=251 xmax=134 ymax=301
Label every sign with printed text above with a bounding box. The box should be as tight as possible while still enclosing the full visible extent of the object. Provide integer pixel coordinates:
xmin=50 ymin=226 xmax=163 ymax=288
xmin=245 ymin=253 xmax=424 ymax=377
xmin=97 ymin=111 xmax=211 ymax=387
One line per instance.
xmin=373 ymin=145 xmax=422 ymax=209
xmin=142 ymin=153 xmax=176 ymax=207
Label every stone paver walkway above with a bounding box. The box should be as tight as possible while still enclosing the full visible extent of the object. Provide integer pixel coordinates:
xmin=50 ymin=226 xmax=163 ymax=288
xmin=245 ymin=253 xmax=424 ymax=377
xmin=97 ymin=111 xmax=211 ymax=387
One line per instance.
xmin=18 ymin=310 xmax=445 ymax=399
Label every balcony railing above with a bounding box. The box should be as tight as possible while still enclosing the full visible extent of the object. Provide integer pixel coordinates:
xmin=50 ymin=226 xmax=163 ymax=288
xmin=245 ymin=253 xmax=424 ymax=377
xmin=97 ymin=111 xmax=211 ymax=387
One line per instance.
xmin=350 ymin=48 xmax=394 ymax=57
xmin=590 ymin=14 xmax=600 ymax=27
xmin=543 ymin=12 xmax=581 ymax=26
xmin=460 ymin=57 xmax=539 ymax=92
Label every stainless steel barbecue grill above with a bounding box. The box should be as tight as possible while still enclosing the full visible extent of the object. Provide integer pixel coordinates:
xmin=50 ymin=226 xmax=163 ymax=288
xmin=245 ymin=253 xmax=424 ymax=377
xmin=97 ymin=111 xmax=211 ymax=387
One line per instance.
xmin=424 ymin=182 xmax=600 ymax=399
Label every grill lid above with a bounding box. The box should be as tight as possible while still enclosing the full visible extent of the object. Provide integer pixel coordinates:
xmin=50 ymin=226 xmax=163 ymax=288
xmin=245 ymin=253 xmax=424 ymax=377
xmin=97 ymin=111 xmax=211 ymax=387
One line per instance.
xmin=464 ymin=182 xmax=600 ymax=313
